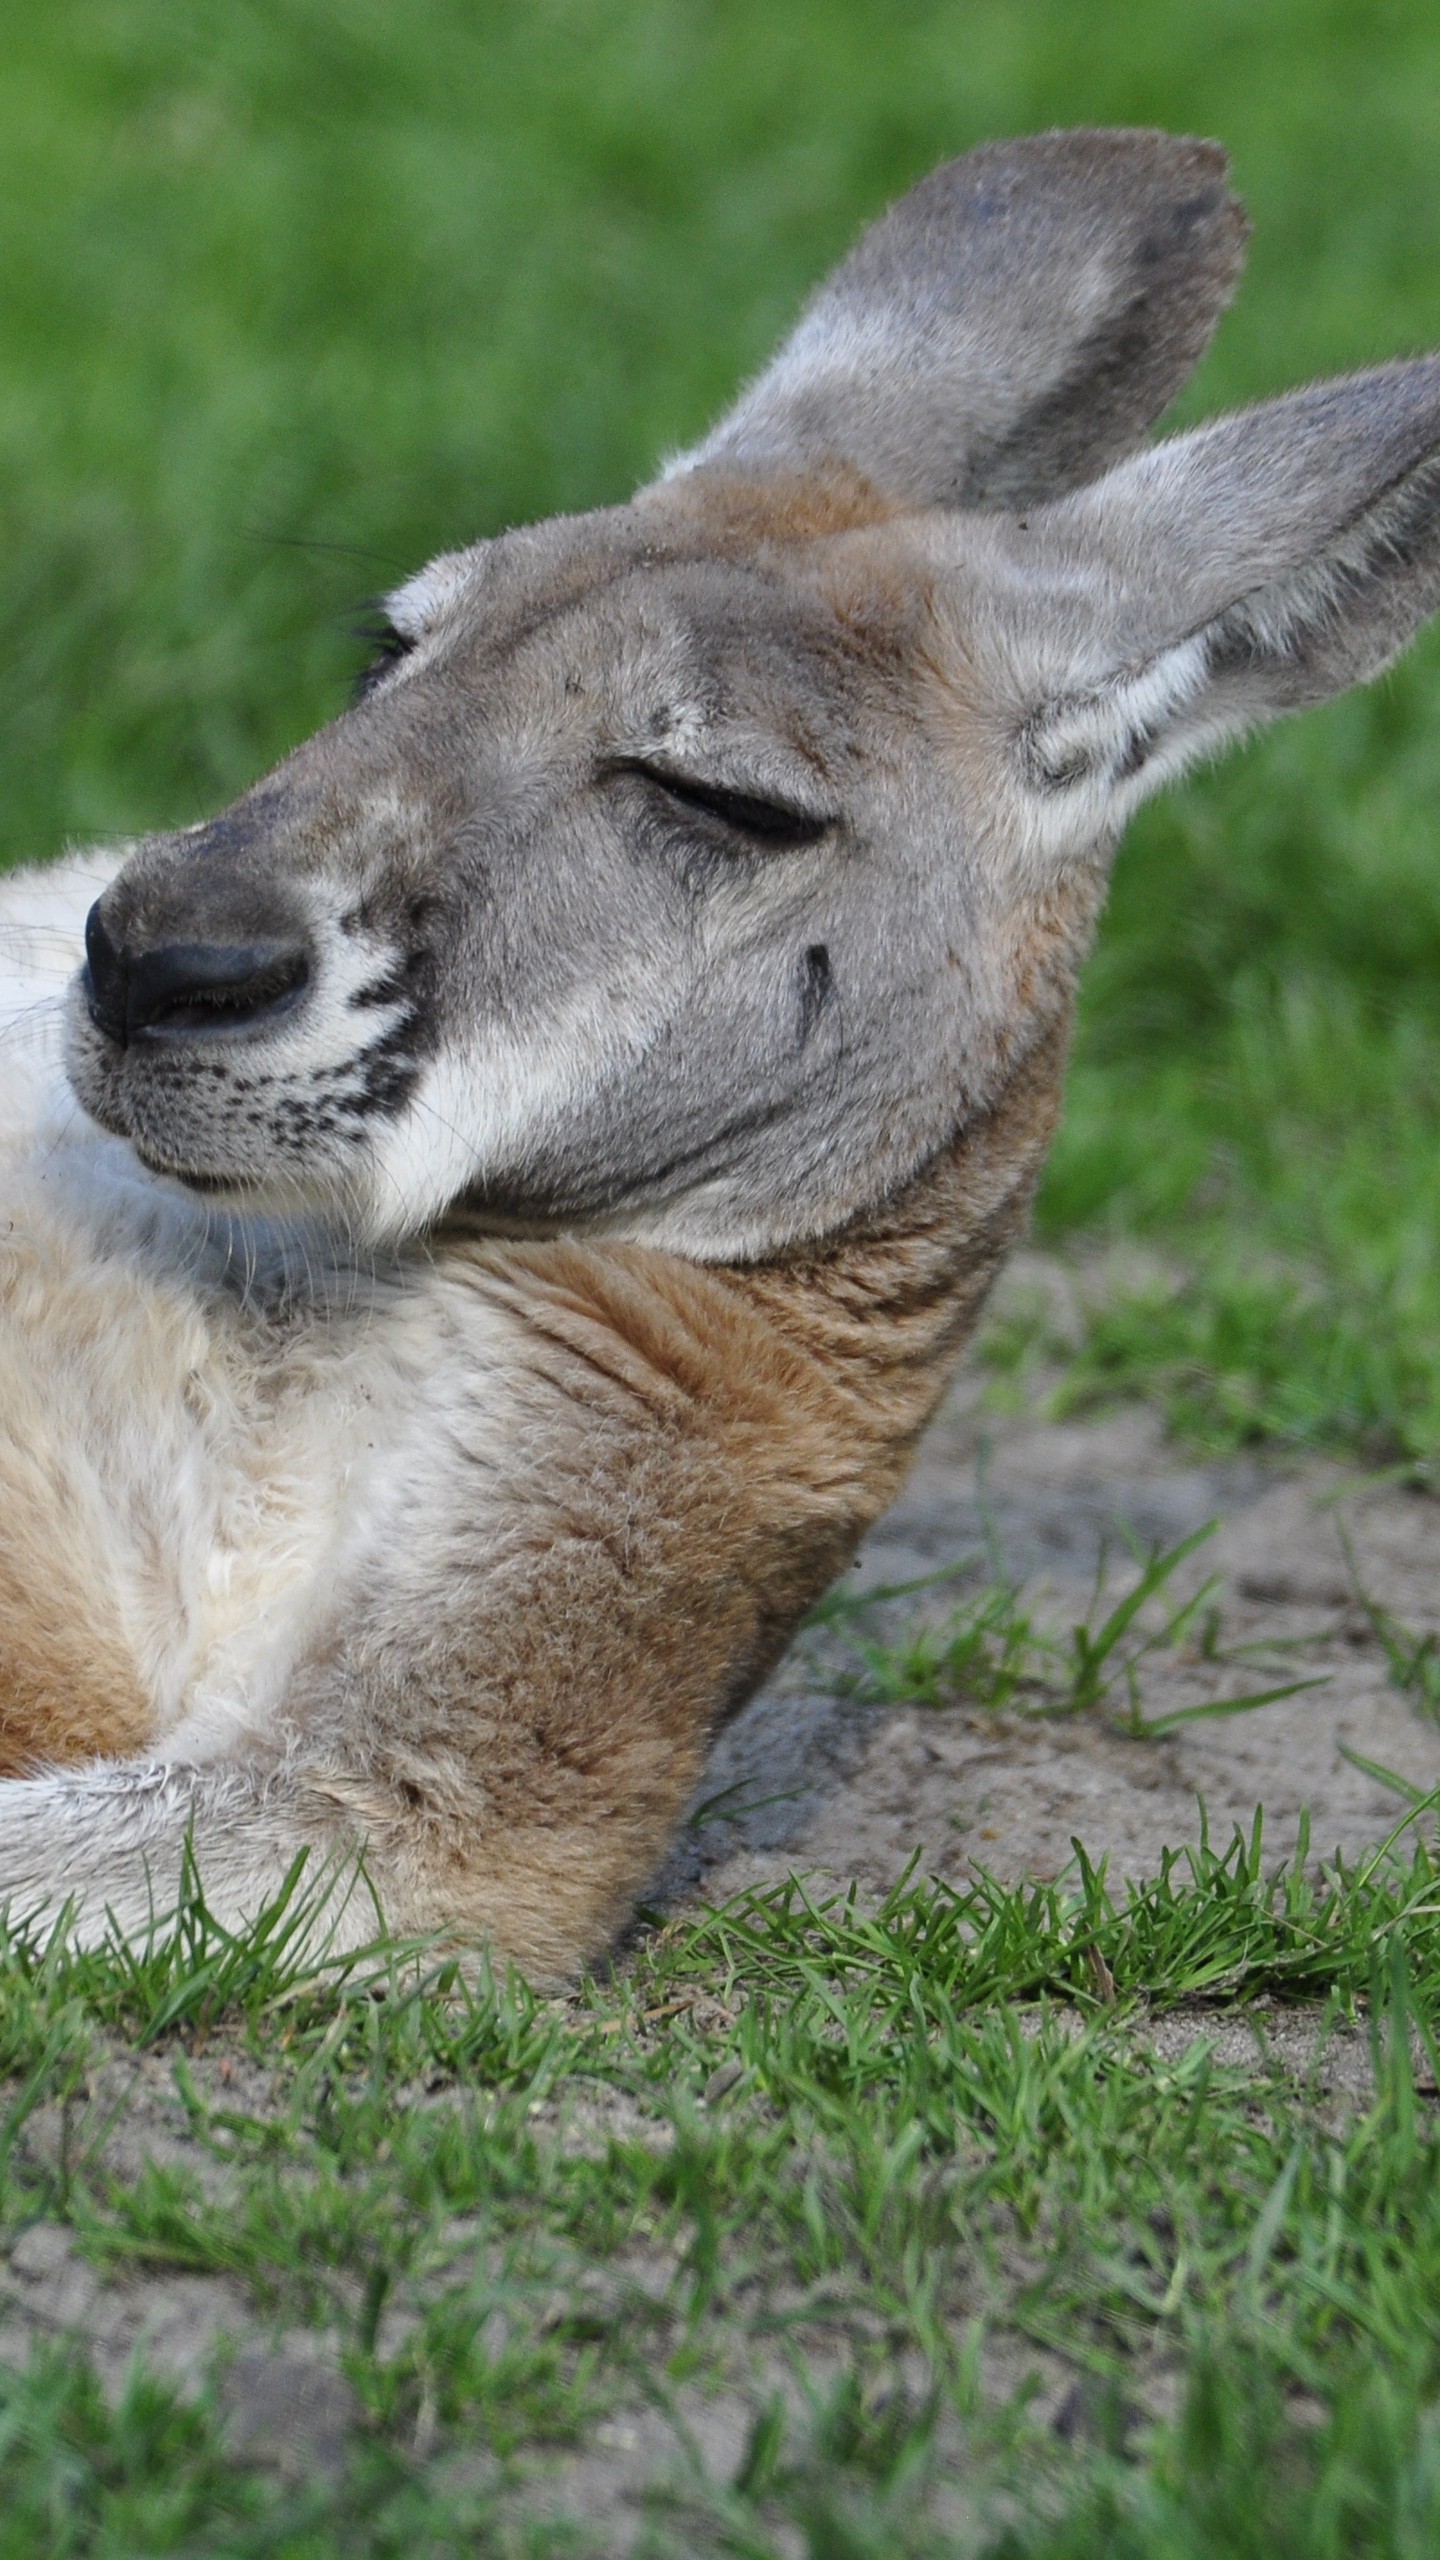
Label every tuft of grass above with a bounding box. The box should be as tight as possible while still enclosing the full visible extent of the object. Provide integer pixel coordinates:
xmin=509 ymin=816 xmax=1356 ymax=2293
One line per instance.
xmin=656 ymin=1810 xmax=1440 ymax=2023
xmin=819 ymin=1526 xmax=1322 ymax=1739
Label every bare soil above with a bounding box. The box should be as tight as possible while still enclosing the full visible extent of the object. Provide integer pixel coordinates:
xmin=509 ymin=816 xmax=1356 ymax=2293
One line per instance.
xmin=666 ymin=1264 xmax=1440 ymax=1912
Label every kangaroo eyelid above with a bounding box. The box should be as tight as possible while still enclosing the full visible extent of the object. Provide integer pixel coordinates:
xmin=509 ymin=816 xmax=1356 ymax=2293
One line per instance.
xmin=616 ymin=760 xmax=833 ymax=846
xmin=353 ymin=612 xmax=419 ymax=703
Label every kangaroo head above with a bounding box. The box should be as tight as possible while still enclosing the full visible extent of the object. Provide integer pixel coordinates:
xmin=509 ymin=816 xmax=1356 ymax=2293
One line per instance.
xmin=65 ymin=130 xmax=1440 ymax=1260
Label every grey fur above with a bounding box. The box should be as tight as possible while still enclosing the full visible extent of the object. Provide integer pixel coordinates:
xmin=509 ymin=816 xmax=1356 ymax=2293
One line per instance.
xmin=674 ymin=128 xmax=1248 ymax=505
xmin=997 ymin=357 xmax=1440 ymax=817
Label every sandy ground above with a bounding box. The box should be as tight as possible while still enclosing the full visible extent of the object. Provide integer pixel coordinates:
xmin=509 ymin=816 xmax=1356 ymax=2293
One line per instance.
xmin=662 ymin=1270 xmax=1440 ymax=1913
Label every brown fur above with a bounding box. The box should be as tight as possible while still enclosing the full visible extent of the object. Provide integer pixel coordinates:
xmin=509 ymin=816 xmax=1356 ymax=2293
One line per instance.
xmin=0 ymin=1550 xmax=153 ymax=1775
xmin=296 ymin=1012 xmax=1069 ymax=1977
xmin=652 ymin=462 xmax=903 ymax=550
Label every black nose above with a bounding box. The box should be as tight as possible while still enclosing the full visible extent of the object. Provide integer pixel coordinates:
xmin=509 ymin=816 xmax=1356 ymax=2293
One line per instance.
xmin=83 ymin=902 xmax=310 ymax=1047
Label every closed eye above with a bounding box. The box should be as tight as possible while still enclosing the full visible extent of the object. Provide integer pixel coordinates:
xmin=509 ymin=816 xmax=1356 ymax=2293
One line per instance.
xmin=619 ymin=761 xmax=833 ymax=847
xmin=353 ymin=611 xmax=418 ymax=702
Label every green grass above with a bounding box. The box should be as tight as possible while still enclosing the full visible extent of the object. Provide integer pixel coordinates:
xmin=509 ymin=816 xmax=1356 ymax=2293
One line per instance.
xmin=3 ymin=1838 xmax=1440 ymax=2552
xmin=810 ymin=1523 xmax=1326 ymax=1737
xmin=9 ymin=3 xmax=1440 ymax=2547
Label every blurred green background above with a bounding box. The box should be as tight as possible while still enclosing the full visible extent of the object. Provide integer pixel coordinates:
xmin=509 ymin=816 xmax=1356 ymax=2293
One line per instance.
xmin=8 ymin=0 xmax=1440 ymax=1457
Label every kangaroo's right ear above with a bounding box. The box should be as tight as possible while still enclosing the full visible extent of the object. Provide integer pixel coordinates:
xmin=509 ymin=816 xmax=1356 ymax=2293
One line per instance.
xmin=661 ymin=128 xmax=1248 ymax=511
xmin=1000 ymin=357 xmax=1440 ymax=858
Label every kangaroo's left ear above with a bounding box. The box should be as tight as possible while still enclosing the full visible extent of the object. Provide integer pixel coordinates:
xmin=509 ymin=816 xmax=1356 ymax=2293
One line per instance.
xmin=1005 ymin=356 xmax=1440 ymax=850
xmin=658 ymin=128 xmax=1246 ymax=509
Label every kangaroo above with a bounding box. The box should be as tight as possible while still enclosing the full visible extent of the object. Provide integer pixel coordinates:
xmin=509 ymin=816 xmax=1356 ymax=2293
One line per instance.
xmin=1 ymin=127 xmax=1437 ymax=1982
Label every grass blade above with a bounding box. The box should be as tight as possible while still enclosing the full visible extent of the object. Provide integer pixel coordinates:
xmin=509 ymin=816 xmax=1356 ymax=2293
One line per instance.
xmin=1140 ymin=1675 xmax=1329 ymax=1737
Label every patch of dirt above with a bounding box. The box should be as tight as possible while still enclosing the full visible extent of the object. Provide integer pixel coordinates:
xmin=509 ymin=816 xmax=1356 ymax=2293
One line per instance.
xmin=0 ymin=2221 xmax=362 ymax=2481
xmin=0 ymin=2048 xmax=363 ymax=2478
xmin=662 ymin=1261 xmax=1440 ymax=1912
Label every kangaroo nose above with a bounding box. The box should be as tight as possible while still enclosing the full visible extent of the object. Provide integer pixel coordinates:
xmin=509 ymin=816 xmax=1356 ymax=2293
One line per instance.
xmin=83 ymin=901 xmax=310 ymax=1047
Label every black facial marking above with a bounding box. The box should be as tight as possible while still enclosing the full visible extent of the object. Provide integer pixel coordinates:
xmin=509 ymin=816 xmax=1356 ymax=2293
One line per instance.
xmin=798 ymin=942 xmax=833 ymax=1045
xmin=351 ymin=1017 xmax=424 ymax=1115
xmin=350 ymin=971 xmax=410 ymax=1009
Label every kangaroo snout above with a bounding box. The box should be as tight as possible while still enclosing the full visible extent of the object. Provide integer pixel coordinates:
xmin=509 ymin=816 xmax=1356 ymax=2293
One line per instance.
xmin=68 ymin=849 xmax=352 ymax=1195
xmin=83 ymin=899 xmax=311 ymax=1049
xmin=67 ymin=808 xmax=434 ymax=1207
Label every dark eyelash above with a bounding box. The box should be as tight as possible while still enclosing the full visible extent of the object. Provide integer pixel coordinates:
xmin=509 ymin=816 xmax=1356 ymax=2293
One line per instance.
xmin=352 ymin=611 xmax=417 ymax=703
xmin=622 ymin=762 xmax=831 ymax=847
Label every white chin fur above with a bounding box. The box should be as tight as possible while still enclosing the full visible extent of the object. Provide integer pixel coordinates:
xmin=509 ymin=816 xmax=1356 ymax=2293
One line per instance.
xmin=346 ymin=990 xmax=664 ymax=1244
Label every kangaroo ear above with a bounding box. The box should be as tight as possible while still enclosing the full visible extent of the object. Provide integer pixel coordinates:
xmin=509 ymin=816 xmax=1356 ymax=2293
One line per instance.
xmin=1011 ymin=358 xmax=1440 ymax=846
xmin=662 ymin=128 xmax=1247 ymax=510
